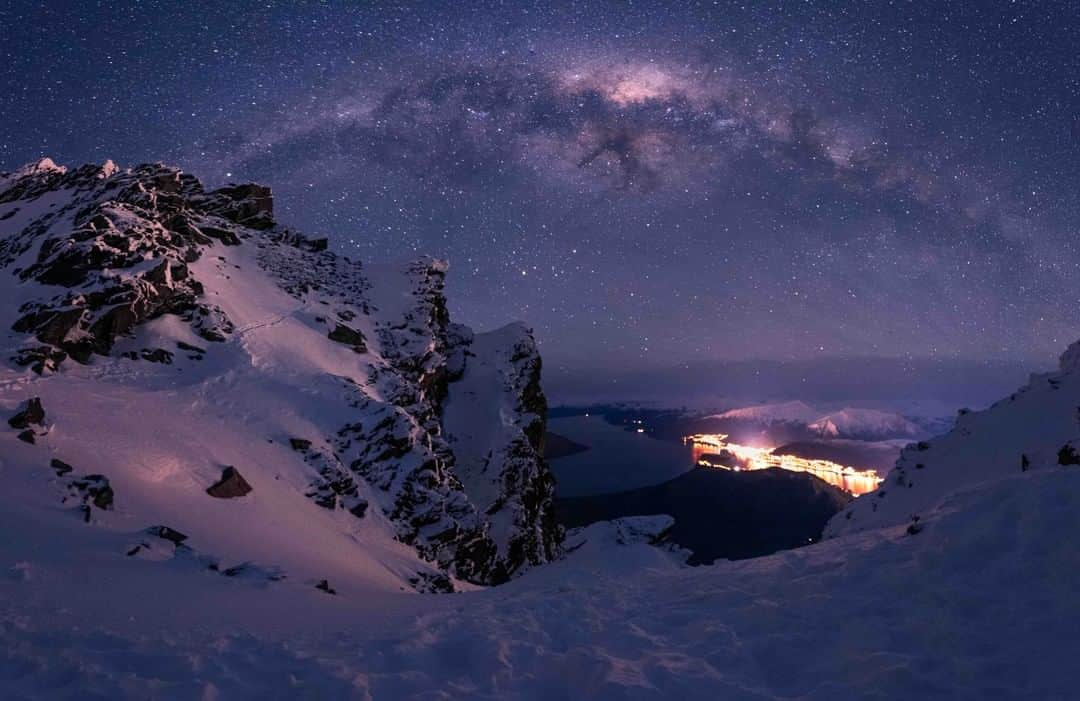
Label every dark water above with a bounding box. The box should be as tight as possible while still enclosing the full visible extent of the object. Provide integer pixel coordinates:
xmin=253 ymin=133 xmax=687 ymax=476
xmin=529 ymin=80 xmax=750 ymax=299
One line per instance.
xmin=556 ymin=467 xmax=851 ymax=563
xmin=547 ymin=415 xmax=851 ymax=562
xmin=546 ymin=415 xmax=692 ymax=497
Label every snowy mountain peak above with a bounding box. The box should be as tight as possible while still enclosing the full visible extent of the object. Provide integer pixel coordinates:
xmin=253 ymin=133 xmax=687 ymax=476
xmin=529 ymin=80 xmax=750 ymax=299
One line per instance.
xmin=0 ymin=158 xmax=562 ymax=591
xmin=99 ymin=159 xmax=119 ymax=178
xmin=807 ymin=408 xmax=922 ymax=440
xmin=26 ymin=157 xmax=65 ymax=175
xmin=713 ymin=400 xmax=820 ymax=424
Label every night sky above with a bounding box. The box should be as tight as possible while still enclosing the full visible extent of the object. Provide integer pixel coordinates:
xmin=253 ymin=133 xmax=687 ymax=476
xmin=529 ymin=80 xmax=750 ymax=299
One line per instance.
xmin=2 ymin=1 xmax=1078 ymax=401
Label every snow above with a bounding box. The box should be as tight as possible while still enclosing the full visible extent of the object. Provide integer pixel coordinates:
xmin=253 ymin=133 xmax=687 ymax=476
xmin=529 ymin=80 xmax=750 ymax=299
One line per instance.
xmin=807 ymin=408 xmax=922 ymax=439
xmin=1 ymin=158 xmax=1077 ymax=698
xmin=826 ymin=341 xmax=1080 ymax=537
xmin=0 ymin=159 xmax=560 ymax=593
xmin=710 ymin=400 xmax=821 ymax=424
xmin=710 ymin=402 xmax=925 ymax=440
xmin=0 ymin=456 xmax=1076 ymax=698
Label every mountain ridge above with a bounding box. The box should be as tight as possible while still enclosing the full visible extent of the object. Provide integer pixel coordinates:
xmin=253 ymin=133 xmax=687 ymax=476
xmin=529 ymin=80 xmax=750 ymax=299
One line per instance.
xmin=0 ymin=158 xmax=563 ymax=590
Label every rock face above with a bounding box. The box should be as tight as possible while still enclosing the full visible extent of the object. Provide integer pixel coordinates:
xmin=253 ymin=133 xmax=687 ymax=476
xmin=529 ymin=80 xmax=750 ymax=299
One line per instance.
xmin=0 ymin=158 xmax=563 ymax=587
xmin=443 ymin=323 xmax=563 ymax=582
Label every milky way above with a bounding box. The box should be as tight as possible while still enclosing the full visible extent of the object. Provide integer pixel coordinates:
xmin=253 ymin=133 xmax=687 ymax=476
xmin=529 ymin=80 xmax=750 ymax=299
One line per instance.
xmin=1 ymin=1 xmax=1078 ymax=399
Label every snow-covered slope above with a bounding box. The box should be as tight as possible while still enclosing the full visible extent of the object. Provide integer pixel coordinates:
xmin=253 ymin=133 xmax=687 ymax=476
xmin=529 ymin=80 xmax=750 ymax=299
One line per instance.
xmin=1 ymin=454 xmax=1077 ymax=698
xmin=0 ymin=158 xmax=562 ymax=591
xmin=826 ymin=341 xmax=1080 ymax=537
xmin=807 ymin=408 xmax=922 ymax=440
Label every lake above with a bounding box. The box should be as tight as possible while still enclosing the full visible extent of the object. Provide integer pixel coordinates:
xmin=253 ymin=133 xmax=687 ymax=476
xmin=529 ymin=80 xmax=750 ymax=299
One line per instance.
xmin=546 ymin=415 xmax=694 ymax=497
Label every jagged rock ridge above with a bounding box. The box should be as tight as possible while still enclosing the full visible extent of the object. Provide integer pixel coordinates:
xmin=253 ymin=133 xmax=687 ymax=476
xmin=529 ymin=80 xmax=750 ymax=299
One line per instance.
xmin=0 ymin=158 xmax=563 ymax=588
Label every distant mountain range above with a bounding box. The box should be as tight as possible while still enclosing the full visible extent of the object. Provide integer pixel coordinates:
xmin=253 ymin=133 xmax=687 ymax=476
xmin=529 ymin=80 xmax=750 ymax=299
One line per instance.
xmin=711 ymin=401 xmax=932 ymax=441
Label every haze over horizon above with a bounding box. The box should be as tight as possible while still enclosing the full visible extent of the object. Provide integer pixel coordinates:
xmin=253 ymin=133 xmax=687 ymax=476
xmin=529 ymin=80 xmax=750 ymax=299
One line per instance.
xmin=3 ymin=0 xmax=1077 ymax=399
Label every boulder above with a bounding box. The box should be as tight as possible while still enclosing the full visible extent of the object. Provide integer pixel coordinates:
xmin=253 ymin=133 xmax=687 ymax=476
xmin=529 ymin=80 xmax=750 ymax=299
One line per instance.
xmin=8 ymin=397 xmax=45 ymax=429
xmin=206 ymin=466 xmax=252 ymax=498
xmin=145 ymin=525 xmax=188 ymax=545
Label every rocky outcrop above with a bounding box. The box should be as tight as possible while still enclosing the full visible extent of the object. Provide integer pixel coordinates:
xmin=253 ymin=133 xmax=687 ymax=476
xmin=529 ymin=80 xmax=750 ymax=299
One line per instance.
xmin=3 ymin=162 xmax=246 ymax=364
xmin=0 ymin=158 xmax=563 ymax=588
xmin=443 ymin=324 xmax=564 ymax=582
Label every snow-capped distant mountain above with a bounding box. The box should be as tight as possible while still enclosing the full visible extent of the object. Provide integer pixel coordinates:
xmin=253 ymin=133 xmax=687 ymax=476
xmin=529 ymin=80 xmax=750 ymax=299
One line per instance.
xmin=0 ymin=158 xmax=562 ymax=591
xmin=710 ymin=400 xmax=925 ymax=441
xmin=711 ymin=400 xmax=821 ymax=424
xmin=825 ymin=340 xmax=1080 ymax=538
xmin=807 ymin=408 xmax=922 ymax=440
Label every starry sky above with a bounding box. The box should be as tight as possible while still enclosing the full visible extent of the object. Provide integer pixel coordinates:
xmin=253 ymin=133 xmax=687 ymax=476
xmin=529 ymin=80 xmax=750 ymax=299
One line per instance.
xmin=2 ymin=1 xmax=1078 ymax=402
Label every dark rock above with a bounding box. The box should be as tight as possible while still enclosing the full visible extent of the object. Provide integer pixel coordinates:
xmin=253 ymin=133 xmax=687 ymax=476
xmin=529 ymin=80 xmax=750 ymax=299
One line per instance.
xmin=198 ymin=225 xmax=241 ymax=246
xmin=327 ymin=324 xmax=367 ymax=351
xmin=409 ymin=571 xmax=455 ymax=593
xmin=70 ymin=474 xmax=114 ymax=512
xmin=176 ymin=340 xmax=205 ymax=354
xmin=17 ymin=430 xmax=35 ymax=444
xmin=289 ymin=438 xmax=312 ymax=451
xmin=348 ymin=501 xmax=369 ymax=518
xmin=49 ymin=458 xmax=74 ymax=475
xmin=139 ymin=348 xmax=174 ymax=364
xmin=9 ymin=397 xmax=45 ymax=429
xmin=12 ymin=346 xmax=67 ymax=374
xmin=197 ymin=328 xmax=227 ymax=343
xmin=206 ymin=466 xmax=253 ymax=498
xmin=145 ymin=525 xmax=188 ymax=545
xmin=1058 ymin=445 xmax=1080 ymax=466
xmin=314 ymin=578 xmax=336 ymax=595
xmin=203 ymin=183 xmax=274 ymax=229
